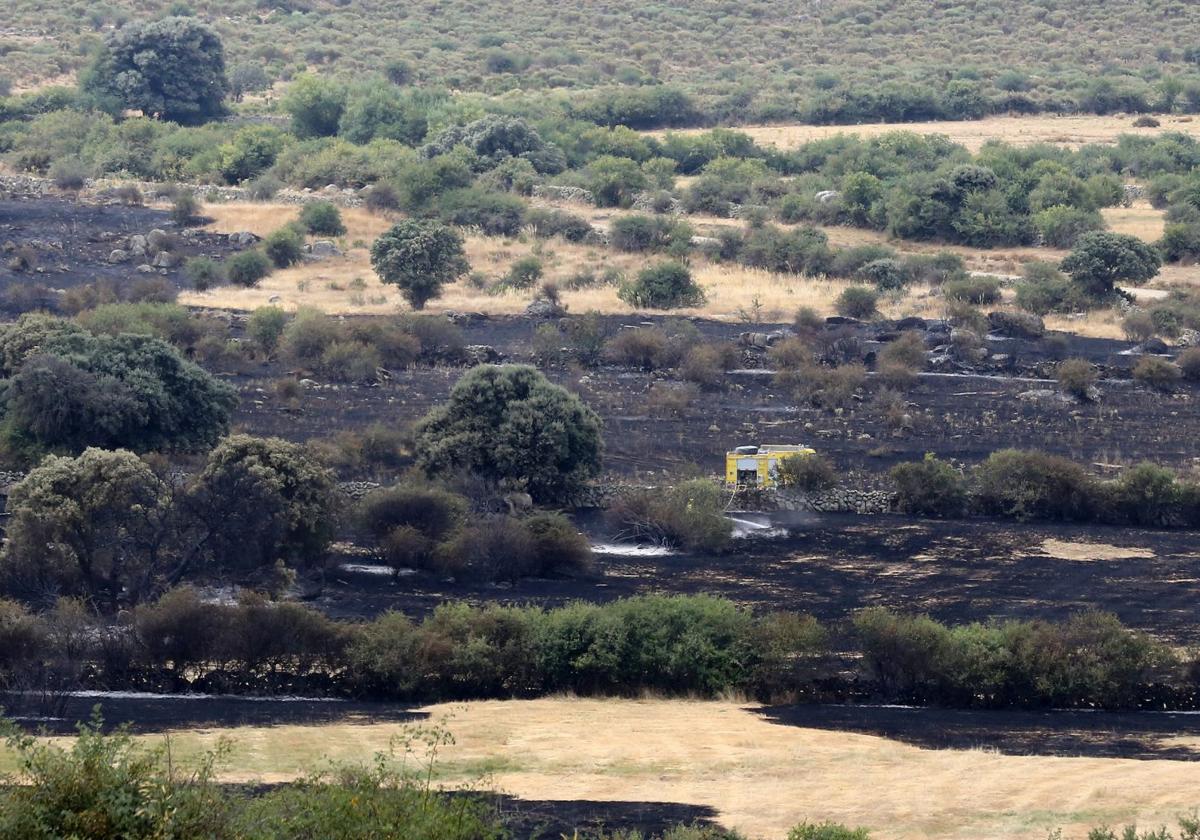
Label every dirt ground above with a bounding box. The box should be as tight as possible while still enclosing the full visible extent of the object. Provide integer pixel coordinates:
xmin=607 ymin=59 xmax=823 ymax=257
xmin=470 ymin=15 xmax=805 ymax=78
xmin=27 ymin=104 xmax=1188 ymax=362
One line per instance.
xmin=17 ymin=696 xmax=1200 ymax=840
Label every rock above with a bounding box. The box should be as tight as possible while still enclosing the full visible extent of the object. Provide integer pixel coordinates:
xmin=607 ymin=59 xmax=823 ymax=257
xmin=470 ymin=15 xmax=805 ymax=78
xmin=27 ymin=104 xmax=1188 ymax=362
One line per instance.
xmin=298 ymin=378 xmax=318 ymax=388
xmin=229 ymin=231 xmax=258 ymax=248
xmin=987 ymin=310 xmax=1045 ymax=339
xmin=1017 ymin=388 xmax=1073 ymax=405
xmin=107 ymin=249 xmax=130 ymax=264
xmin=1138 ymin=337 xmax=1169 ymax=354
xmin=136 ymin=264 xmax=154 ymax=273
xmin=503 ymin=492 xmax=534 ymax=514
xmin=268 ymin=295 xmax=282 ymax=304
xmin=525 ymin=298 xmax=564 ymax=318
xmin=444 ymin=310 xmax=486 ymax=325
xmin=825 ymin=316 xmax=861 ymax=326
xmin=152 ymin=251 xmax=178 ymax=268
xmin=146 ymin=229 xmax=171 ymax=252
xmin=739 ymin=332 xmax=771 ymax=349
xmin=815 ymin=190 xmax=841 ymax=203
xmin=1178 ymin=328 xmax=1200 ymax=347
xmin=128 ymin=234 xmax=148 ymax=253
xmin=531 ymin=184 xmax=595 ymax=204
xmin=463 ymin=345 xmax=503 ymax=364
xmin=689 ymin=235 xmax=722 ymax=250
xmin=308 ymin=239 xmax=341 ymax=258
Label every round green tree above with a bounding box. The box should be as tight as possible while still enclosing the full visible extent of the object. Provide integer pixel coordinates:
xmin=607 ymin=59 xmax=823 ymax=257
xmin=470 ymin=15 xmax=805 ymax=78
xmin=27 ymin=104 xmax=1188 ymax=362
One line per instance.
xmin=82 ymin=17 xmax=229 ymax=125
xmin=414 ymin=365 xmax=603 ymax=503
xmin=1060 ymin=231 xmax=1161 ymax=300
xmin=370 ymin=219 xmax=470 ymax=310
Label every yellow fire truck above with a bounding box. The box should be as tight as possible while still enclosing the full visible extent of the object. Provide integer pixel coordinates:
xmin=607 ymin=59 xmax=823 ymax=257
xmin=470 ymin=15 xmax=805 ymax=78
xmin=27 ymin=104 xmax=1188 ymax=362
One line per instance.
xmin=724 ymin=444 xmax=816 ymax=489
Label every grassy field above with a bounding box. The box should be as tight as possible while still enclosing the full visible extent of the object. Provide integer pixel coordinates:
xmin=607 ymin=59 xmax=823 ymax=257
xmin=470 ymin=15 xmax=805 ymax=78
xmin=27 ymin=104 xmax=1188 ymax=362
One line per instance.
xmin=182 ymin=198 xmax=1189 ymax=340
xmin=654 ymin=114 xmax=1200 ymax=153
xmin=14 ymin=698 xmax=1197 ymax=840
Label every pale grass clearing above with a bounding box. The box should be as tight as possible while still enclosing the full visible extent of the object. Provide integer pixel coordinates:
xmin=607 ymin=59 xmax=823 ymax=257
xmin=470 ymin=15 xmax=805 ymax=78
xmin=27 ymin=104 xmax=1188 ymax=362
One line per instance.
xmin=1038 ymin=539 xmax=1156 ymax=562
xmin=1103 ymin=202 xmax=1167 ymax=242
xmin=12 ymin=698 xmax=1199 ymax=840
xmin=650 ymin=114 xmax=1200 ymax=154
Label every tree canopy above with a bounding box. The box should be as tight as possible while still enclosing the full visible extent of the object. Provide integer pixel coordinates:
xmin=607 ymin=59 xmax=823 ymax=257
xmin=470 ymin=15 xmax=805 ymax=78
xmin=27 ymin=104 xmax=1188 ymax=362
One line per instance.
xmin=83 ymin=17 xmax=229 ymax=125
xmin=414 ymin=364 xmax=603 ymax=503
xmin=370 ymin=219 xmax=470 ymax=310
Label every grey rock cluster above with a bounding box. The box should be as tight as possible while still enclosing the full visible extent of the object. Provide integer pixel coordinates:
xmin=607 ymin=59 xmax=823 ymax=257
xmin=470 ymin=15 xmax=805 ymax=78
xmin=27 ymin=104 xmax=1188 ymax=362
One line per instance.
xmin=531 ymin=185 xmax=595 ymax=204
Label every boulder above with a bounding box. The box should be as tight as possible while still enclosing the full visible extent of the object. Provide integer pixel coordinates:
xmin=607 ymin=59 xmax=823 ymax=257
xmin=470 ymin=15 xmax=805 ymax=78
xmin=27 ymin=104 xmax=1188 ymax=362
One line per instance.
xmin=128 ymin=234 xmax=148 ymax=254
xmin=1138 ymin=337 xmax=1170 ymax=355
xmin=463 ymin=345 xmax=503 ymax=364
xmin=987 ymin=310 xmax=1045 ymax=339
xmin=815 ymin=190 xmax=841 ymax=203
xmin=152 ymin=251 xmax=178 ymax=269
xmin=1178 ymin=328 xmax=1200 ymax=347
xmin=895 ymin=316 xmax=927 ymax=331
xmin=525 ymin=298 xmax=564 ymax=318
xmin=308 ymin=239 xmax=341 ymax=258
xmin=136 ymin=264 xmax=154 ymax=273
xmin=146 ymin=229 xmax=171 ymax=253
xmin=229 ymin=231 xmax=258 ymax=248
xmin=108 ymin=249 xmax=130 ymax=264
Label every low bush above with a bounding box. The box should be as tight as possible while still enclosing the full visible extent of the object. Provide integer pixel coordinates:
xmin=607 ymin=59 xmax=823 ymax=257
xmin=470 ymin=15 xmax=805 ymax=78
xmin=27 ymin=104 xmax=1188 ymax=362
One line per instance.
xmin=679 ymin=342 xmax=738 ymax=389
xmin=604 ymin=326 xmax=689 ymax=370
xmin=789 ymin=824 xmax=872 ymax=840
xmin=1054 ymin=358 xmax=1097 ymax=400
xmin=835 ymin=286 xmax=878 ymax=320
xmin=646 ymin=382 xmax=699 ymax=417
xmin=263 ymin=225 xmax=305 ymax=268
xmin=618 ymin=261 xmax=705 ymax=309
xmin=853 ymin=607 xmax=1169 ymax=708
xmin=972 ymin=449 xmax=1095 ymax=521
xmin=608 ymin=479 xmax=732 ymax=552
xmin=1133 ymin=355 xmax=1182 ymax=392
xmin=776 ymin=453 xmax=837 ymax=492
xmin=226 ymin=250 xmax=273 ymax=286
xmin=942 ymin=275 xmax=1001 ymax=305
xmin=504 ymin=255 xmax=543 ymax=289
xmin=1179 ymin=347 xmax=1200 ymax=380
xmin=1122 ymin=311 xmax=1157 ymax=342
xmin=856 ymin=258 xmax=907 ymax=291
xmin=184 ymin=256 xmax=224 ymax=290
xmin=526 ymin=208 xmax=593 ymax=242
xmin=298 ymin=201 xmax=346 ymax=236
xmin=890 ymin=454 xmax=968 ymax=517
xmin=877 ymin=331 xmax=926 ymax=369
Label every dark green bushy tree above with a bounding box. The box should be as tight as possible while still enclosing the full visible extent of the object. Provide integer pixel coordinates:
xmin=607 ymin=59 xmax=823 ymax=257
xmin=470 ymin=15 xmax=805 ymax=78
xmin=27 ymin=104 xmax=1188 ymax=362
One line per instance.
xmin=370 ymin=219 xmax=469 ymax=309
xmin=1060 ymin=231 xmax=1162 ymax=299
xmin=82 ymin=17 xmax=229 ymax=125
xmin=414 ymin=365 xmax=603 ymax=503
xmin=1 ymin=331 xmax=236 ymax=454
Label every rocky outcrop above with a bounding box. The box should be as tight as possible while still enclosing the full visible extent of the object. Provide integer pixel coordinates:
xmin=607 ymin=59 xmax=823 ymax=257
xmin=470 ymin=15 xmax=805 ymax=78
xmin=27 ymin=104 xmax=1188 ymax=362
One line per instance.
xmin=531 ymin=185 xmax=595 ymax=204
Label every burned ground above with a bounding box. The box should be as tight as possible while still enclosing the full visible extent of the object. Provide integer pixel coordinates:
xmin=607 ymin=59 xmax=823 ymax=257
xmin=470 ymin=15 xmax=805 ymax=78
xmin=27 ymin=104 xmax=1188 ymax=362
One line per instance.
xmin=314 ymin=514 xmax=1200 ymax=646
xmin=0 ymin=197 xmax=244 ymax=307
xmin=229 ymin=313 xmax=1199 ymax=478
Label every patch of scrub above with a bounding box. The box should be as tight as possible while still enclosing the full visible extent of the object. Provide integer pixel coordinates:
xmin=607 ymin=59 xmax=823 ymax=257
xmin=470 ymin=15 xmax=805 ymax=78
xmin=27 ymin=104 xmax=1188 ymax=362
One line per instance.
xmin=1037 ymin=539 xmax=1154 ymax=562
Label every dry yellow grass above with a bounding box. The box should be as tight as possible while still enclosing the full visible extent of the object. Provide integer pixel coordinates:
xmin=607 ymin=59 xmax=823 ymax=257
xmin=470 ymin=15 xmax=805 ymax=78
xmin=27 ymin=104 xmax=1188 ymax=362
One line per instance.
xmin=184 ymin=202 xmax=898 ymax=321
xmin=184 ymin=200 xmax=1196 ymax=340
xmin=1103 ymin=203 xmax=1167 ymax=242
xmin=652 ymin=114 xmax=1200 ymax=154
xmin=26 ymin=698 xmax=1199 ymax=840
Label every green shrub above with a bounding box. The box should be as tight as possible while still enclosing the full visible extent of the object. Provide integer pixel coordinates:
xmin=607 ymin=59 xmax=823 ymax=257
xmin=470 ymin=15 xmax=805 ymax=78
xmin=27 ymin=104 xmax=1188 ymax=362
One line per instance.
xmin=1014 ymin=262 xmax=1089 ymax=315
xmin=877 ymin=331 xmax=927 ymax=369
xmin=263 ymin=225 xmax=305 ymax=268
xmin=1133 ymin=355 xmax=1182 ymax=392
xmin=247 ymin=306 xmax=288 ymax=354
xmin=942 ymin=275 xmax=1001 ymax=305
xmin=972 ymin=449 xmax=1095 ymax=521
xmin=890 ymin=454 xmax=968 ymax=517
xmin=226 ymin=250 xmax=272 ymax=286
xmin=679 ymin=342 xmax=737 ymax=389
xmin=318 ymin=340 xmax=380 ymax=382
xmin=607 ymin=479 xmax=732 ymax=552
xmin=184 ymin=256 xmax=223 ymax=291
xmin=505 ymin=255 xmax=544 ymax=288
xmin=605 ymin=327 xmax=672 ymax=370
xmin=857 ymin=257 xmax=907 ymax=291
xmin=435 ymin=187 xmax=525 ymax=236
xmin=776 ymin=453 xmax=837 ymax=492
xmin=299 ymin=201 xmax=346 ymax=236
xmin=834 ymin=285 xmax=878 ymax=319
xmin=1122 ymin=311 xmax=1157 ymax=342
xmin=1033 ymin=205 xmax=1104 ymax=248
xmin=170 ymin=192 xmax=201 ymax=226
xmin=618 ymin=261 xmax=705 ymax=309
